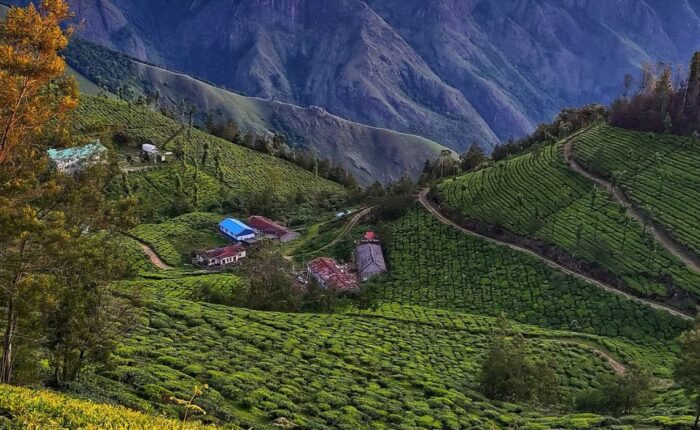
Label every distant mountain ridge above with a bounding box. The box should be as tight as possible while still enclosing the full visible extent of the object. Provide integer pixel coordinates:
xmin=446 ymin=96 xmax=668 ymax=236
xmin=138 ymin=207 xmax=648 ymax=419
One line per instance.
xmin=5 ymin=0 xmax=700 ymax=182
xmin=61 ymin=38 xmax=447 ymax=184
xmin=20 ymin=0 xmax=699 ymax=148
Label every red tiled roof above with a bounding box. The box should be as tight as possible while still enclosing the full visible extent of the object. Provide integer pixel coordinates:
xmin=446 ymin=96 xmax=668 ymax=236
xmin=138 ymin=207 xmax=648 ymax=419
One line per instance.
xmin=248 ymin=216 xmax=291 ymax=237
xmin=308 ymin=257 xmax=359 ymax=292
xmin=199 ymin=244 xmax=245 ymax=259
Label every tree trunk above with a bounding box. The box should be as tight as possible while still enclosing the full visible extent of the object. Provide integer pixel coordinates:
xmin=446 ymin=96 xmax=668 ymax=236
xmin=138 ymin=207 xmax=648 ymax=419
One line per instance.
xmin=693 ymin=412 xmax=699 ymax=430
xmin=1 ymin=299 xmax=17 ymax=384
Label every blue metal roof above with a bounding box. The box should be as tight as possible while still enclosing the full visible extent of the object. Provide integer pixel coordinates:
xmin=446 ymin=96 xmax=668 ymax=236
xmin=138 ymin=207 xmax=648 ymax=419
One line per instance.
xmin=219 ymin=218 xmax=255 ymax=237
xmin=48 ymin=142 xmax=105 ymax=161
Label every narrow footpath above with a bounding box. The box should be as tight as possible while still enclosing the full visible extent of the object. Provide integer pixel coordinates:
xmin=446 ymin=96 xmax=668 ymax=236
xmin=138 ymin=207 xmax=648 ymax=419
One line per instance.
xmin=137 ymin=240 xmax=173 ymax=270
xmin=301 ymin=207 xmax=374 ymax=256
xmin=564 ymin=139 xmax=700 ymax=275
xmin=417 ymin=189 xmax=693 ymax=321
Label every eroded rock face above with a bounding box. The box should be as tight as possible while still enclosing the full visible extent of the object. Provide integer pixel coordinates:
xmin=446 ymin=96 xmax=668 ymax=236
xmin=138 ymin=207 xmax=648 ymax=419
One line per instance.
xmin=9 ymin=0 xmax=700 ymax=150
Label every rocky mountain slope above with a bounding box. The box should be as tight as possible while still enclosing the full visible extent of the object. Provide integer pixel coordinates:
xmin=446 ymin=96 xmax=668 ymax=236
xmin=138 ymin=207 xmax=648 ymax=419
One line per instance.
xmin=14 ymin=0 xmax=699 ymax=150
xmin=63 ymin=39 xmax=447 ymax=184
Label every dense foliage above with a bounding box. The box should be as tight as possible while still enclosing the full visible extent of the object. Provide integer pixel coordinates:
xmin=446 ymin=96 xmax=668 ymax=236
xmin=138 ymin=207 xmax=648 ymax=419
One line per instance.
xmin=609 ymin=53 xmax=700 ymax=136
xmin=478 ymin=316 xmax=560 ymax=404
xmin=575 ymin=366 xmax=653 ymax=416
xmin=0 ymin=384 xmax=225 ymax=429
xmin=675 ymin=318 xmax=700 ymax=428
xmin=491 ymin=105 xmax=607 ymax=161
xmin=0 ymin=0 xmax=137 ymax=388
xmin=79 ymin=285 xmax=629 ymax=429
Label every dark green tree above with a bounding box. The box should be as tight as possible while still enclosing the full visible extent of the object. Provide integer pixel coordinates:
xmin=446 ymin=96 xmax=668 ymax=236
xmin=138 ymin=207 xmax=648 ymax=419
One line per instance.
xmin=478 ymin=315 xmax=561 ymax=405
xmin=675 ymin=318 xmax=700 ymax=429
xmin=460 ymin=143 xmax=487 ymax=172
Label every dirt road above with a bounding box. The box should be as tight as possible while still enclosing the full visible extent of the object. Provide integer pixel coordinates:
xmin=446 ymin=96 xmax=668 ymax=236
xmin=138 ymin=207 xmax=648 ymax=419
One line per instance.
xmin=564 ymin=139 xmax=700 ymax=275
xmin=417 ymin=189 xmax=692 ymax=321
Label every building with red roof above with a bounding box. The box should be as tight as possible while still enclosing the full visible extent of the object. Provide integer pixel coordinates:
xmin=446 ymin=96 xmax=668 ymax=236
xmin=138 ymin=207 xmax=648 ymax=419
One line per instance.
xmin=194 ymin=244 xmax=247 ymax=267
xmin=307 ymin=257 xmax=359 ymax=292
xmin=248 ymin=216 xmax=300 ymax=243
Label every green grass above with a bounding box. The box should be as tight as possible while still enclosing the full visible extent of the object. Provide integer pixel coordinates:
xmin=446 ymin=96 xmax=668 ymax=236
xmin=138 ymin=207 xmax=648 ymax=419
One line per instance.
xmin=74 ymin=96 xmax=346 ymax=219
xmin=371 ymin=208 xmax=690 ymax=344
xmin=120 ymin=272 xmax=247 ymax=302
xmin=574 ymin=124 xmax=700 ymax=257
xmin=437 ymin=141 xmax=700 ymax=301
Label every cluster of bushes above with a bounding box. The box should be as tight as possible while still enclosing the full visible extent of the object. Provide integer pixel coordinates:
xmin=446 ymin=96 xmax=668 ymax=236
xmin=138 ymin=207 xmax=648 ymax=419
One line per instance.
xmin=85 ymin=290 xmax=633 ymax=429
xmin=492 ymin=104 xmax=607 ymax=161
xmin=609 ymin=52 xmax=700 ymax=136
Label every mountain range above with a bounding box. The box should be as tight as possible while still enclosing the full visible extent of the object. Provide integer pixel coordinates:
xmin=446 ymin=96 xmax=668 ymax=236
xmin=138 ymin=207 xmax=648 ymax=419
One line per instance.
xmin=7 ymin=0 xmax=700 ymax=182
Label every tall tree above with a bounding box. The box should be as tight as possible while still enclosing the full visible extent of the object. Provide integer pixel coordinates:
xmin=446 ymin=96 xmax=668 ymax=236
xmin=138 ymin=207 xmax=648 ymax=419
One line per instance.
xmin=686 ymin=52 xmax=700 ymax=111
xmin=0 ymin=0 xmax=78 ymax=384
xmin=460 ymin=143 xmax=486 ymax=172
xmin=478 ymin=314 xmax=560 ymax=405
xmin=0 ymin=0 xmax=137 ymax=385
xmin=675 ymin=318 xmax=700 ymax=429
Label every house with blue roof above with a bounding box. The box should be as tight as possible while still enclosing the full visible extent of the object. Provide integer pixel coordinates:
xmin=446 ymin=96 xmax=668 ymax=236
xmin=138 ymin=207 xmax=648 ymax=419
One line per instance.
xmin=48 ymin=141 xmax=106 ymax=174
xmin=219 ymin=218 xmax=256 ymax=242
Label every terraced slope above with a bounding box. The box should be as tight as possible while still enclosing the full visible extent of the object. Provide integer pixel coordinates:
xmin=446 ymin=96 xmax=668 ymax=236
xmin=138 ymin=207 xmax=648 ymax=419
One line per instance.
xmin=65 ymin=206 xmax=695 ymax=429
xmin=75 ymin=96 xmax=346 ymax=218
xmin=85 ymin=276 xmax=655 ymax=430
xmin=0 ymin=384 xmax=222 ymax=429
xmin=436 ymin=141 xmax=700 ymax=308
xmin=573 ymin=125 xmax=700 ymax=259
xmin=372 ymin=208 xmax=690 ymax=343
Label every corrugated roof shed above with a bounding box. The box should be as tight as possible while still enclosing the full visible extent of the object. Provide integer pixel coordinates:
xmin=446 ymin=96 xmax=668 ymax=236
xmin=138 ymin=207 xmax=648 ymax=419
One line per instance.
xmin=219 ymin=218 xmax=255 ymax=239
xmin=48 ymin=142 xmax=105 ymax=162
xmin=248 ymin=216 xmax=291 ymax=237
xmin=356 ymin=242 xmax=387 ymax=281
xmin=308 ymin=257 xmax=359 ymax=292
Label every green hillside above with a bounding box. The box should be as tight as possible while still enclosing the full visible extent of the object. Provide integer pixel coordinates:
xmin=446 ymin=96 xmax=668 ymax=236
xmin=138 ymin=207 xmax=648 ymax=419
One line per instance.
xmin=573 ymin=125 xmax=700 ymax=257
xmin=58 ymin=204 xmax=694 ymax=429
xmin=436 ymin=140 xmax=700 ymax=308
xmin=76 ymin=274 xmax=663 ymax=430
xmin=129 ymin=212 xmax=228 ymax=266
xmin=371 ymin=208 xmax=690 ymax=343
xmin=75 ymin=96 xmax=346 ymax=219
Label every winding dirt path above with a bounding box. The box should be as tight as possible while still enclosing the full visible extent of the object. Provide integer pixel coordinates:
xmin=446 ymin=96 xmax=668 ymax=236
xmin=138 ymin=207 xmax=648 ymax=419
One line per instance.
xmin=137 ymin=240 xmax=173 ymax=270
xmin=591 ymin=349 xmax=626 ymax=375
xmin=302 ymin=207 xmax=374 ymax=256
xmin=417 ymin=189 xmax=692 ymax=321
xmin=564 ymin=139 xmax=700 ymax=275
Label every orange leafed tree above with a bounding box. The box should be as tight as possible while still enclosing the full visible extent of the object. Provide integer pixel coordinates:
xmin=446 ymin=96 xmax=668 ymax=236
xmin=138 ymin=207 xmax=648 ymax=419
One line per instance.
xmin=0 ymin=0 xmax=78 ymax=384
xmin=0 ymin=0 xmax=78 ymax=174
